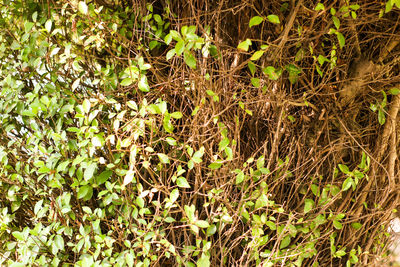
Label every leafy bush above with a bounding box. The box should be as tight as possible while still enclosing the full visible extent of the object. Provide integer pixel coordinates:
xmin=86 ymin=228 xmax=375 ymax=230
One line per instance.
xmin=1 ymin=0 xmax=400 ymax=266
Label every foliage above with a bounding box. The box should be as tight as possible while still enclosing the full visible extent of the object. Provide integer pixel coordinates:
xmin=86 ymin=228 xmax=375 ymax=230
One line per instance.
xmin=0 ymin=0 xmax=400 ymax=266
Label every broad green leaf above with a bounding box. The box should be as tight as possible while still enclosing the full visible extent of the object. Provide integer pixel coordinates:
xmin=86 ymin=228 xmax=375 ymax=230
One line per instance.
xmin=280 ymin=235 xmax=291 ymax=249
xmin=158 ymin=153 xmax=170 ymax=164
xmin=45 ymin=20 xmax=52 ymax=32
xmin=336 ymin=32 xmax=345 ymax=49
xmin=237 ymin=39 xmax=252 ymax=52
xmin=121 ymin=77 xmax=133 ymax=86
xmin=266 ymin=221 xmax=276 ymax=230
xmin=338 ymin=164 xmax=350 ymax=174
xmin=138 ymin=75 xmax=150 ymax=92
xmin=389 ymin=88 xmax=400 ymax=95
xmin=177 ymin=177 xmax=190 ymax=188
xmin=250 ymin=50 xmax=264 ymax=61
xmin=170 ymin=188 xmax=179 ymax=203
xmin=351 ymin=222 xmax=362 ymax=230
xmin=342 ymin=177 xmax=353 ymax=191
xmin=82 ymin=99 xmax=90 ymax=114
xmin=77 ymin=185 xmax=91 ymax=199
xmin=263 ymin=66 xmax=281 ymax=80
xmin=175 ymin=40 xmax=185 ymax=56
xmin=218 ymin=138 xmax=229 ymax=151
xmin=267 ymin=14 xmax=280 ymax=24
xmin=24 ymin=21 xmax=34 ymax=33
xmin=304 ymin=199 xmax=314 ymax=213
xmin=332 ymin=16 xmax=340 ymax=29
xmin=208 ymin=161 xmax=223 ymax=170
xmin=248 ymin=61 xmax=256 ymax=76
xmin=84 ymin=162 xmax=97 ymax=180
xmin=207 ymin=224 xmax=217 ymax=236
xmin=123 ymin=170 xmax=135 ymax=186
xmin=192 ymin=147 xmax=205 ymax=163
xmin=249 ymin=16 xmax=264 ymax=27
xmin=197 ymin=254 xmax=210 ymax=267
xmin=72 ymin=78 xmax=80 ymax=91
xmin=126 ymin=253 xmax=134 ymax=267
xmin=195 ymin=220 xmax=210 ymax=228
xmin=378 ymin=109 xmax=386 ymax=125
xmin=235 ymin=170 xmax=245 ymax=184
xmin=255 ymin=194 xmax=269 ymax=209
xmin=78 ymin=1 xmax=88 ymax=15
xmin=315 ymin=3 xmax=325 ymax=11
xmin=184 ymin=51 xmax=197 ymax=69
xmin=170 ymin=112 xmax=183 ymax=119
xmin=12 ymin=231 xmax=24 ymax=241
xmin=333 ymin=220 xmax=343 ymax=229
xmin=166 ymin=49 xmax=176 ymax=60
xmin=96 ymin=170 xmax=112 ymax=185
xmin=54 ymin=235 xmax=64 ymax=250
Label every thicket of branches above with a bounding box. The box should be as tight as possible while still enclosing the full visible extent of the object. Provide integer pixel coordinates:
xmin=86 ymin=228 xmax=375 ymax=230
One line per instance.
xmin=1 ymin=0 xmax=400 ymax=266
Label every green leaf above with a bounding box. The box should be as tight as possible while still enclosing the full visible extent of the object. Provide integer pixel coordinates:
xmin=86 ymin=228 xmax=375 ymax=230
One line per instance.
xmin=166 ymin=49 xmax=176 ymax=60
xmin=54 ymin=235 xmax=64 ymax=250
xmin=78 ymin=1 xmax=88 ymax=15
xmin=249 ymin=16 xmax=264 ymax=28
xmin=192 ymin=147 xmax=205 ymax=163
xmin=342 ymin=177 xmax=353 ymax=191
xmin=338 ymin=164 xmax=350 ymax=174
xmin=157 ymin=153 xmax=170 ymax=164
xmin=138 ymin=75 xmax=150 ymax=92
xmin=237 ymin=39 xmax=252 ymax=52
xmin=304 ymin=199 xmax=314 ymax=214
xmin=121 ymin=77 xmax=133 ymax=86
xmin=184 ymin=51 xmax=197 ymax=69
xmin=218 ymin=138 xmax=230 ymax=151
xmin=335 ymin=250 xmax=346 ymax=257
xmin=333 ymin=220 xmax=343 ymax=230
xmin=250 ymin=50 xmax=264 ymax=61
xmin=263 ymin=66 xmax=281 ymax=80
xmin=378 ymin=109 xmax=386 ymax=125
xmin=256 ymin=156 xmax=265 ymax=169
xmin=266 ymin=221 xmax=276 ymax=230
xmin=170 ymin=112 xmax=183 ymax=119
xmin=126 ymin=253 xmax=134 ymax=267
xmin=24 ymin=21 xmax=34 ymax=33
xmin=248 ymin=61 xmax=256 ymax=76
xmin=195 ymin=220 xmax=210 ymax=228
xmin=12 ymin=231 xmax=24 ymax=241
xmin=82 ymin=99 xmax=90 ymax=114
xmin=336 ymin=32 xmax=345 ymax=49
xmin=285 ymin=64 xmax=302 ymax=84
xmin=389 ymin=88 xmax=400 ymax=95
xmin=175 ymin=40 xmax=185 ymax=56
xmin=77 ymin=185 xmax=92 ymax=199
xmin=96 ymin=170 xmax=112 ymax=185
xmin=177 ymin=177 xmax=190 ymax=188
xmin=170 ymin=188 xmax=179 ymax=203
xmin=208 ymin=161 xmax=223 ymax=170
xmin=280 ymin=235 xmax=291 ymax=249
xmin=207 ymin=224 xmax=217 ymax=236
xmin=84 ymin=162 xmax=97 ymax=180
xmin=332 ymin=16 xmax=340 ymax=29
xmin=124 ymin=170 xmax=136 ymax=185
xmin=235 ymin=170 xmax=245 ymax=184
xmin=197 ymin=254 xmax=210 ymax=267
xmin=255 ymin=194 xmax=269 ymax=209
xmin=45 ymin=19 xmax=52 ymax=32
xmin=351 ymin=222 xmax=362 ymax=230
xmin=315 ymin=3 xmax=325 ymax=11
xmin=267 ymin=14 xmax=280 ymax=24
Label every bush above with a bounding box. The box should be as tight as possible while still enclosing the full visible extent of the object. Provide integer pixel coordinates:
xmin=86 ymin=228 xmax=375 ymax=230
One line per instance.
xmin=1 ymin=0 xmax=400 ymax=266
